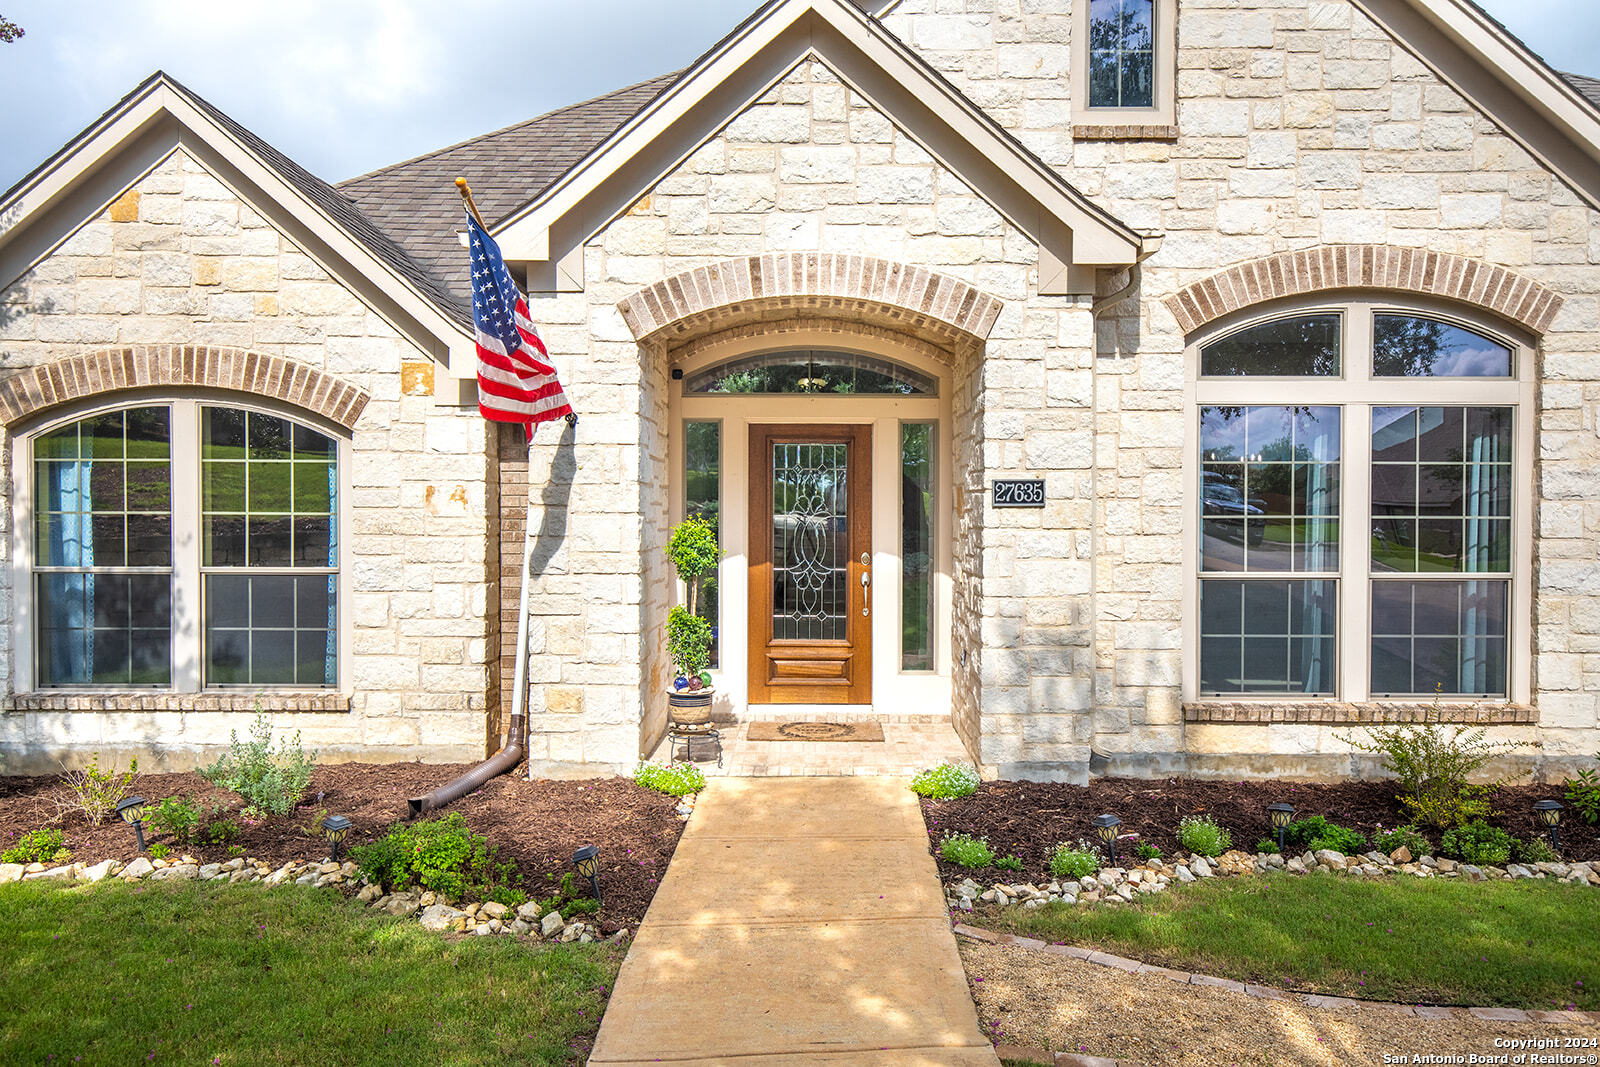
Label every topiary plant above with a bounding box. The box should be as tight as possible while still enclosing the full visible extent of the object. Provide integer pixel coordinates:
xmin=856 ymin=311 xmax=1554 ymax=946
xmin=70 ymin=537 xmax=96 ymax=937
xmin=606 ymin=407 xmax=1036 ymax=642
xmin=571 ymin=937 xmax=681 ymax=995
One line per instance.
xmin=665 ymin=515 xmax=719 ymax=682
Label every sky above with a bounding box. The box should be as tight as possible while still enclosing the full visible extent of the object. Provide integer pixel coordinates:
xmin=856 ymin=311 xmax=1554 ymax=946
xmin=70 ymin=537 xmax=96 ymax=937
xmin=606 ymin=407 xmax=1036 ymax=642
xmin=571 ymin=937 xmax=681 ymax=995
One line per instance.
xmin=1 ymin=0 xmax=1597 ymax=194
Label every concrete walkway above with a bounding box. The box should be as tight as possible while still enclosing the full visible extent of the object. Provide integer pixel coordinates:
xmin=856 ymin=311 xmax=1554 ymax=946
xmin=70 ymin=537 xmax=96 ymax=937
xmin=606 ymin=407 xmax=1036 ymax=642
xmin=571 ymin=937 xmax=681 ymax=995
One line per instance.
xmin=589 ymin=777 xmax=1000 ymax=1066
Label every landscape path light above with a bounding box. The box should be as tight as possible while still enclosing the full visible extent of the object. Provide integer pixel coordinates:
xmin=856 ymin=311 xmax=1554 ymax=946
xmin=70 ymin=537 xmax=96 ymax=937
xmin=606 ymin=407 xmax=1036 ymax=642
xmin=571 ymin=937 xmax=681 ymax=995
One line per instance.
xmin=321 ymin=815 xmax=352 ymax=862
xmin=115 ymin=795 xmax=148 ymax=853
xmin=1268 ymin=803 xmax=1296 ymax=855
xmin=1092 ymin=814 xmax=1122 ymax=867
xmin=1533 ymin=800 xmax=1563 ymax=854
xmin=573 ymin=845 xmax=602 ymax=905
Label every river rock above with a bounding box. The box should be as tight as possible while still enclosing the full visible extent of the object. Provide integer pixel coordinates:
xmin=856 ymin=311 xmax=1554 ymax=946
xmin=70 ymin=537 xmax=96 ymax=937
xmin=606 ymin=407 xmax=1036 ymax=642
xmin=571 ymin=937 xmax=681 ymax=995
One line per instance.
xmin=1173 ymin=864 xmax=1196 ymax=883
xmin=0 ymin=863 xmax=26 ymax=883
xmin=24 ymin=865 xmax=76 ymax=881
xmin=419 ymin=904 xmax=468 ymax=933
xmin=480 ymin=901 xmax=509 ymax=920
xmin=541 ymin=911 xmax=566 ymax=938
xmin=1190 ymin=856 xmax=1213 ymax=878
xmin=120 ymin=857 xmax=154 ymax=880
xmin=385 ymin=895 xmax=421 ymax=918
xmin=516 ymin=900 xmax=543 ymax=922
xmin=152 ymin=863 xmax=199 ymax=881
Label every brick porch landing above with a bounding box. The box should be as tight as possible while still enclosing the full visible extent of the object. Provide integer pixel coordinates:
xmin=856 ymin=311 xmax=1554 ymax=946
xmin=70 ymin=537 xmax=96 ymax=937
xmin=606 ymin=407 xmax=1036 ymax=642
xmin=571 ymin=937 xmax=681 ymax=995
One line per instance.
xmin=644 ymin=713 xmax=972 ymax=777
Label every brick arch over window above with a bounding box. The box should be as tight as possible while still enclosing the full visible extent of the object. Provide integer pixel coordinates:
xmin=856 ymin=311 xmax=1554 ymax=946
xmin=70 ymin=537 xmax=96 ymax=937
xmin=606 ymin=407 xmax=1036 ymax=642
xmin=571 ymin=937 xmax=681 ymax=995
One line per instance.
xmin=0 ymin=347 xmax=370 ymax=430
xmin=1164 ymin=246 xmax=1563 ymax=336
xmin=617 ymin=253 xmax=1004 ymax=355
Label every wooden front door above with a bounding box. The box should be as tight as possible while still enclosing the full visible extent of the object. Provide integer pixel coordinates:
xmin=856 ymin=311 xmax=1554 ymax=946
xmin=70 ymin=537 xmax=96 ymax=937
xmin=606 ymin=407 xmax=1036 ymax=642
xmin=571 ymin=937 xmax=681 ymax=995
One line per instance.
xmin=748 ymin=425 xmax=872 ymax=704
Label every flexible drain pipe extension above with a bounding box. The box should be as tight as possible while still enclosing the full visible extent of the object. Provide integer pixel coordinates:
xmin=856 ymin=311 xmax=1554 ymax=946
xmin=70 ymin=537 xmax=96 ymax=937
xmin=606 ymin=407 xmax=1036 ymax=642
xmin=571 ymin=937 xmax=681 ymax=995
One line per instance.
xmin=407 ymin=711 xmax=525 ymax=819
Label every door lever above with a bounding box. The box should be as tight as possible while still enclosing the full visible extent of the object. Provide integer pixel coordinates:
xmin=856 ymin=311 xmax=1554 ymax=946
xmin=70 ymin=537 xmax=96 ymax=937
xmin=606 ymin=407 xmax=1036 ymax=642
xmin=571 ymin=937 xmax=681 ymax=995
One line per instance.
xmin=860 ymin=553 xmax=870 ymax=617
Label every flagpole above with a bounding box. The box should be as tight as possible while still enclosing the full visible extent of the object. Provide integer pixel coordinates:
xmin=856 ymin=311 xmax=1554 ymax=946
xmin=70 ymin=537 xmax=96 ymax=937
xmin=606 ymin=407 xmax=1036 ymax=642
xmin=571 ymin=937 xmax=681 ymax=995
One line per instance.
xmin=456 ymin=177 xmax=488 ymax=230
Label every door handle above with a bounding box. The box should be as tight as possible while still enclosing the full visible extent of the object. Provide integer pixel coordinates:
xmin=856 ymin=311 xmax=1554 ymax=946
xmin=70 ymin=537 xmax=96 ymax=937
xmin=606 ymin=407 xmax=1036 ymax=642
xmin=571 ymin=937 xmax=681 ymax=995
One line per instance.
xmin=860 ymin=552 xmax=870 ymax=617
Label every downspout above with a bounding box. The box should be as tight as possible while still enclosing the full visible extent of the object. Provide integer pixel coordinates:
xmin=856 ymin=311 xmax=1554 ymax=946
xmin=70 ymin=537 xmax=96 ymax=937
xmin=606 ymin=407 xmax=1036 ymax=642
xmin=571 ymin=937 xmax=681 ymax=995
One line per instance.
xmin=1086 ymin=236 xmax=1162 ymax=777
xmin=408 ymin=424 xmax=550 ymax=818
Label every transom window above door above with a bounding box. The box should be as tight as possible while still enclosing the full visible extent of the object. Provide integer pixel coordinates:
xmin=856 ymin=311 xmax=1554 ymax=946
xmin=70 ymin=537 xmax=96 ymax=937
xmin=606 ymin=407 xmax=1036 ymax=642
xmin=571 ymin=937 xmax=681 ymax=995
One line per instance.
xmin=1188 ymin=300 xmax=1532 ymax=703
xmin=684 ymin=350 xmax=937 ymax=396
xmin=21 ymin=400 xmax=342 ymax=692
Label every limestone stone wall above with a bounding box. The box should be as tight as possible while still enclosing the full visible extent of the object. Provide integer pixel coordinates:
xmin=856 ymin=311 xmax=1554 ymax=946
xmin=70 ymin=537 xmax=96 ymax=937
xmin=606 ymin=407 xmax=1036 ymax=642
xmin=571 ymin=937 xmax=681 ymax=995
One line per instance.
xmin=0 ymin=150 xmax=496 ymax=773
xmin=883 ymin=0 xmax=1600 ymax=774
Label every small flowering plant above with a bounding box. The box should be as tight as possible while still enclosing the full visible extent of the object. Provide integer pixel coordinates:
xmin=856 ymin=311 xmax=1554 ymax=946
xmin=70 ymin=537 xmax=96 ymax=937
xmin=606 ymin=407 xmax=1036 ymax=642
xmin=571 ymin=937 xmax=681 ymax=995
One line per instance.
xmin=910 ymin=761 xmax=979 ymax=799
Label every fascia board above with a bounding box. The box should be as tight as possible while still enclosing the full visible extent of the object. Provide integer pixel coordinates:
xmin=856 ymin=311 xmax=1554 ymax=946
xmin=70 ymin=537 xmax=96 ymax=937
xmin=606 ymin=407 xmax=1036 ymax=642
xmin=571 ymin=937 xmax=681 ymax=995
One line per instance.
xmin=1353 ymin=0 xmax=1600 ymax=212
xmin=496 ymin=0 xmax=1142 ymax=267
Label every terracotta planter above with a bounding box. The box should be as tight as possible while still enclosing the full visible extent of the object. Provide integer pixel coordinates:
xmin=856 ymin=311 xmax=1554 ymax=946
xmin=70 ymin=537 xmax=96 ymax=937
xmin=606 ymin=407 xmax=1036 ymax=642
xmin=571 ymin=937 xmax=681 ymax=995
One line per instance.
xmin=667 ymin=686 xmax=715 ymax=727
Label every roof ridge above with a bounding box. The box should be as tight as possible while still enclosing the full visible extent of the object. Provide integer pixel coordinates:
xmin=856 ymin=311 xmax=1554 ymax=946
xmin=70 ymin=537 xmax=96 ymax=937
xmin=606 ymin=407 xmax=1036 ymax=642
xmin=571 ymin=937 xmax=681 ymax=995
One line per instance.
xmin=336 ymin=70 xmax=684 ymax=189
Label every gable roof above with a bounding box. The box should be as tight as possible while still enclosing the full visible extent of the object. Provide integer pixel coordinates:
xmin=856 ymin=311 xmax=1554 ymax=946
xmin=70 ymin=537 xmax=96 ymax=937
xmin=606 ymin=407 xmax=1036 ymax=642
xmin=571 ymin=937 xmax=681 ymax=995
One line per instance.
xmin=0 ymin=72 xmax=477 ymax=363
xmin=488 ymin=0 xmax=1147 ymax=290
xmin=338 ymin=73 xmax=679 ymax=309
xmin=1563 ymin=73 xmax=1600 ymax=111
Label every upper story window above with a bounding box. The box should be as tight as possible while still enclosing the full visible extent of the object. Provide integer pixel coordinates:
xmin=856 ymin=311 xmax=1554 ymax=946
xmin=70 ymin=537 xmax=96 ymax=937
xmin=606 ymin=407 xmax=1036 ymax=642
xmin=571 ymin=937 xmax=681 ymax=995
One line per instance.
xmin=18 ymin=400 xmax=342 ymax=692
xmin=1187 ymin=300 xmax=1532 ymax=704
xmin=1073 ymin=0 xmax=1176 ymax=133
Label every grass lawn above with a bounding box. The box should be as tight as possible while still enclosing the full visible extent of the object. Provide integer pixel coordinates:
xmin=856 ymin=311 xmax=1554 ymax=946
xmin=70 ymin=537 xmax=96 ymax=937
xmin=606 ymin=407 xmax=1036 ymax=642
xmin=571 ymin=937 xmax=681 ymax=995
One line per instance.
xmin=979 ymin=873 xmax=1598 ymax=1010
xmin=0 ymin=880 xmax=622 ymax=1065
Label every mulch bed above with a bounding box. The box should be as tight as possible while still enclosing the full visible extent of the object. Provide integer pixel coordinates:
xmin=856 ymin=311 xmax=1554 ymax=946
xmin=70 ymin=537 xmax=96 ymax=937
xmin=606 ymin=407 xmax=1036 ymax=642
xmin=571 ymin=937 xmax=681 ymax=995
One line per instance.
xmin=0 ymin=762 xmax=684 ymax=930
xmin=923 ymin=778 xmax=1597 ymax=883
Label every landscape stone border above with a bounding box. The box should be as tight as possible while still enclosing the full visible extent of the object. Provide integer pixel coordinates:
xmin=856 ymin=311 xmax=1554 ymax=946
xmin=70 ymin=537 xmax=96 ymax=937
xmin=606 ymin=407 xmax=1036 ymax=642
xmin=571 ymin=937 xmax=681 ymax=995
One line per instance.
xmin=0 ymin=853 xmax=619 ymax=945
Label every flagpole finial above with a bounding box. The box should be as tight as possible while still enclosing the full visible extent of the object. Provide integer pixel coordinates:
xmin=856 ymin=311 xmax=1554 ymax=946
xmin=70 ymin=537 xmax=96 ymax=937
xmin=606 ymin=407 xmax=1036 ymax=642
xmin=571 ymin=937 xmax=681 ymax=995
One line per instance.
xmin=456 ymin=177 xmax=488 ymax=230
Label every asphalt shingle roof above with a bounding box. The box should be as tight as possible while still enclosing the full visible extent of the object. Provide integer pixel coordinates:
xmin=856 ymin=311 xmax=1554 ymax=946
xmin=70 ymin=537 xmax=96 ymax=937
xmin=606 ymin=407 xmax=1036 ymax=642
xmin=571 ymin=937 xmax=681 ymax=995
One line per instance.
xmin=1562 ymin=72 xmax=1600 ymax=110
xmin=337 ymin=73 xmax=679 ymax=311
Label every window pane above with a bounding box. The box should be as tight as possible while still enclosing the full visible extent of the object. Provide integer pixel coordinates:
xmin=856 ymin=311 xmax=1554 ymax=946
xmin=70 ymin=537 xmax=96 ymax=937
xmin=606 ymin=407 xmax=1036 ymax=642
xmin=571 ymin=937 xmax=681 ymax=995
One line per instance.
xmin=205 ymin=574 xmax=337 ymax=687
xmin=1371 ymin=407 xmax=1512 ymax=573
xmin=1198 ymin=579 xmax=1336 ymax=694
xmin=685 ymin=350 xmax=936 ymax=395
xmin=36 ymin=573 xmax=171 ymax=687
xmin=202 ymin=407 xmax=337 ymax=571
xmin=901 ymin=422 xmax=934 ymax=671
xmin=1088 ymin=0 xmax=1155 ymax=108
xmin=683 ymin=420 xmax=720 ymax=670
xmin=1201 ymin=406 xmax=1340 ymax=573
xmin=1373 ymin=315 xmax=1512 ymax=377
xmin=1369 ymin=580 xmax=1507 ymax=696
xmin=1200 ymin=314 xmax=1341 ymax=376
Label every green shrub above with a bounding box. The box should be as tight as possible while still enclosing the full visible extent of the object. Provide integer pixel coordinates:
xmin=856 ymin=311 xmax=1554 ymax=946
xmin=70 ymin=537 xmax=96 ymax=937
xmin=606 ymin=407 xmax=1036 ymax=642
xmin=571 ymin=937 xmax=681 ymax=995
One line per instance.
xmin=632 ymin=761 xmax=706 ymax=797
xmin=939 ymin=832 xmax=994 ymax=868
xmin=57 ymin=752 xmax=137 ymax=827
xmin=1048 ymin=843 xmax=1101 ymax=880
xmin=148 ymin=843 xmax=170 ymax=860
xmin=1516 ymin=836 xmax=1560 ymax=864
xmin=2 ymin=828 xmax=66 ymax=864
xmin=1565 ymin=761 xmax=1600 ymax=825
xmin=146 ymin=796 xmax=201 ymax=846
xmin=995 ymin=854 xmax=1024 ymax=872
xmin=1134 ymin=842 xmax=1161 ymax=862
xmin=1176 ymin=815 xmax=1232 ymax=858
xmin=203 ymin=816 xmax=241 ymax=846
xmin=1255 ymin=839 xmax=1279 ymax=854
xmin=1338 ymin=720 xmax=1528 ymax=831
xmin=909 ymin=761 xmax=979 ymax=799
xmin=1370 ymin=824 xmax=1430 ymax=858
xmin=199 ymin=710 xmax=316 ymax=817
xmin=350 ymin=813 xmax=515 ymax=900
xmin=1440 ymin=821 xmax=1514 ymax=866
xmin=1282 ymin=815 xmax=1365 ymax=856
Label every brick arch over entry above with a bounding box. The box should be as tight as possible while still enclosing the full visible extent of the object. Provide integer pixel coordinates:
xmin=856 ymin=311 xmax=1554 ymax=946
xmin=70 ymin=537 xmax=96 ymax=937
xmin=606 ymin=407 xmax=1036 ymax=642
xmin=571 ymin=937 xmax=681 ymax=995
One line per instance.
xmin=1164 ymin=246 xmax=1563 ymax=336
xmin=0 ymin=346 xmax=371 ymax=429
xmin=617 ymin=253 xmax=1004 ymax=354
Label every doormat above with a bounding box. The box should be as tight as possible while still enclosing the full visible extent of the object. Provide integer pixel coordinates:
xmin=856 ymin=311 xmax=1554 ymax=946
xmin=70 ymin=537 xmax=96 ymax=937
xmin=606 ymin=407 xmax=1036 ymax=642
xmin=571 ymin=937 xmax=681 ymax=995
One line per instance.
xmin=746 ymin=721 xmax=885 ymax=742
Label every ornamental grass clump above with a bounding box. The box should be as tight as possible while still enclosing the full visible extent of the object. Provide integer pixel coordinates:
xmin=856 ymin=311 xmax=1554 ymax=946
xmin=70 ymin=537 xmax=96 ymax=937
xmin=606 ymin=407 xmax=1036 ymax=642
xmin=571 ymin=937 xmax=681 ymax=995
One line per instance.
xmin=632 ymin=761 xmax=706 ymax=797
xmin=1048 ymin=842 xmax=1102 ymax=880
xmin=909 ymin=761 xmax=979 ymax=799
xmin=199 ymin=708 xmax=316 ymax=818
xmin=1176 ymin=815 xmax=1232 ymax=858
xmin=938 ymin=832 xmax=994 ymax=868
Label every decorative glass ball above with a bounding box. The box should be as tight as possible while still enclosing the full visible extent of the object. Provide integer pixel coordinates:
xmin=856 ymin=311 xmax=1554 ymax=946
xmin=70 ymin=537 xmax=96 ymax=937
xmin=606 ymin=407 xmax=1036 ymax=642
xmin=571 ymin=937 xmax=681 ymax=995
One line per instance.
xmin=673 ymin=675 xmax=688 ymax=691
xmin=698 ymin=671 xmax=713 ymax=688
xmin=686 ymin=676 xmax=703 ymax=691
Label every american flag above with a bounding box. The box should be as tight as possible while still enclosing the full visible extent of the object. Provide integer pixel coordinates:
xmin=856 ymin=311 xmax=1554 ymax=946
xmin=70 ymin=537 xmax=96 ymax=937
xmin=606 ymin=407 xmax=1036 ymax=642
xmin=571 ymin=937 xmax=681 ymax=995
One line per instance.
xmin=465 ymin=209 xmax=572 ymax=433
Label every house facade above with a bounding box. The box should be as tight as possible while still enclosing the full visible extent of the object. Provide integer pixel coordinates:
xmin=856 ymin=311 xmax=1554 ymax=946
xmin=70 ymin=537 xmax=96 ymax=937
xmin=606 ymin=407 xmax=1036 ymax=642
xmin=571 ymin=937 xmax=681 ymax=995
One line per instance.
xmin=2 ymin=0 xmax=1598 ymax=780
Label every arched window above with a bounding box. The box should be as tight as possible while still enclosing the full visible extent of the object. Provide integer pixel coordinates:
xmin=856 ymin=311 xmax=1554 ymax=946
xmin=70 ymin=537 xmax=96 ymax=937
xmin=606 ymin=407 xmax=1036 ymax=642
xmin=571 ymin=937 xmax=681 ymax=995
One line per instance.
xmin=1186 ymin=299 xmax=1532 ymax=703
xmin=21 ymin=400 xmax=341 ymax=691
xmin=684 ymin=350 xmax=937 ymax=396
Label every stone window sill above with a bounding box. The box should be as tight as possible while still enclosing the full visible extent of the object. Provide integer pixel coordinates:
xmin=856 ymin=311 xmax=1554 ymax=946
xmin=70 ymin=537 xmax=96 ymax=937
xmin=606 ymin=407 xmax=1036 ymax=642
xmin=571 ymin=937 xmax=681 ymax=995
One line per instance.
xmin=1073 ymin=124 xmax=1179 ymax=142
xmin=1183 ymin=701 xmax=1536 ymax=725
xmin=5 ymin=692 xmax=351 ymax=713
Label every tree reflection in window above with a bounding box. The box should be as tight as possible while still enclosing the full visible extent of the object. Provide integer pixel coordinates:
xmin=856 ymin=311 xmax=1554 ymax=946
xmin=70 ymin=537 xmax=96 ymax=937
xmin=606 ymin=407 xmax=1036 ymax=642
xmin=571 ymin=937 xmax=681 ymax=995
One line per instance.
xmin=685 ymin=350 xmax=936 ymax=396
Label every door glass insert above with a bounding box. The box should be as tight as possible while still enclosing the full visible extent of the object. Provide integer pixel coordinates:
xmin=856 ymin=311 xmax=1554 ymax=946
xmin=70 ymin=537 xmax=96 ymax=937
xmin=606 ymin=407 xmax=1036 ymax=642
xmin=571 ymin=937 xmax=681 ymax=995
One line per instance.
xmin=771 ymin=442 xmax=849 ymax=641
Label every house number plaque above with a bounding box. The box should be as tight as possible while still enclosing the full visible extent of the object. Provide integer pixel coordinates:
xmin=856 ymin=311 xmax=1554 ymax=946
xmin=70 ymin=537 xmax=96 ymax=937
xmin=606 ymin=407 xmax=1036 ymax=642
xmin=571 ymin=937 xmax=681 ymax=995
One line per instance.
xmin=991 ymin=479 xmax=1045 ymax=507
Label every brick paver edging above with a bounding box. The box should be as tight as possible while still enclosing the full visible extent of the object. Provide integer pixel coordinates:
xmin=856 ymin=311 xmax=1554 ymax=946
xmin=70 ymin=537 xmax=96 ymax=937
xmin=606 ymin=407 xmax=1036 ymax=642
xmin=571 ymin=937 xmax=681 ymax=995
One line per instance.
xmin=954 ymin=923 xmax=1600 ymax=1028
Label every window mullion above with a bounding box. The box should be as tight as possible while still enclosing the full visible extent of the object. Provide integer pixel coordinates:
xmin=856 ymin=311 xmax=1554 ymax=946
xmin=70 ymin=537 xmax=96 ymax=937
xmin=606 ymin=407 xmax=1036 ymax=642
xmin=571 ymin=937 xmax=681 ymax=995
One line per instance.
xmin=1340 ymin=403 xmax=1372 ymax=702
xmin=171 ymin=401 xmax=203 ymax=692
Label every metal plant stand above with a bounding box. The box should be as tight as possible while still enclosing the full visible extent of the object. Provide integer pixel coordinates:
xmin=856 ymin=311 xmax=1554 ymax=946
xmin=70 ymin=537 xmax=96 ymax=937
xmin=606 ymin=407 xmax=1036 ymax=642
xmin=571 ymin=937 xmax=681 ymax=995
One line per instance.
xmin=668 ymin=720 xmax=722 ymax=767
